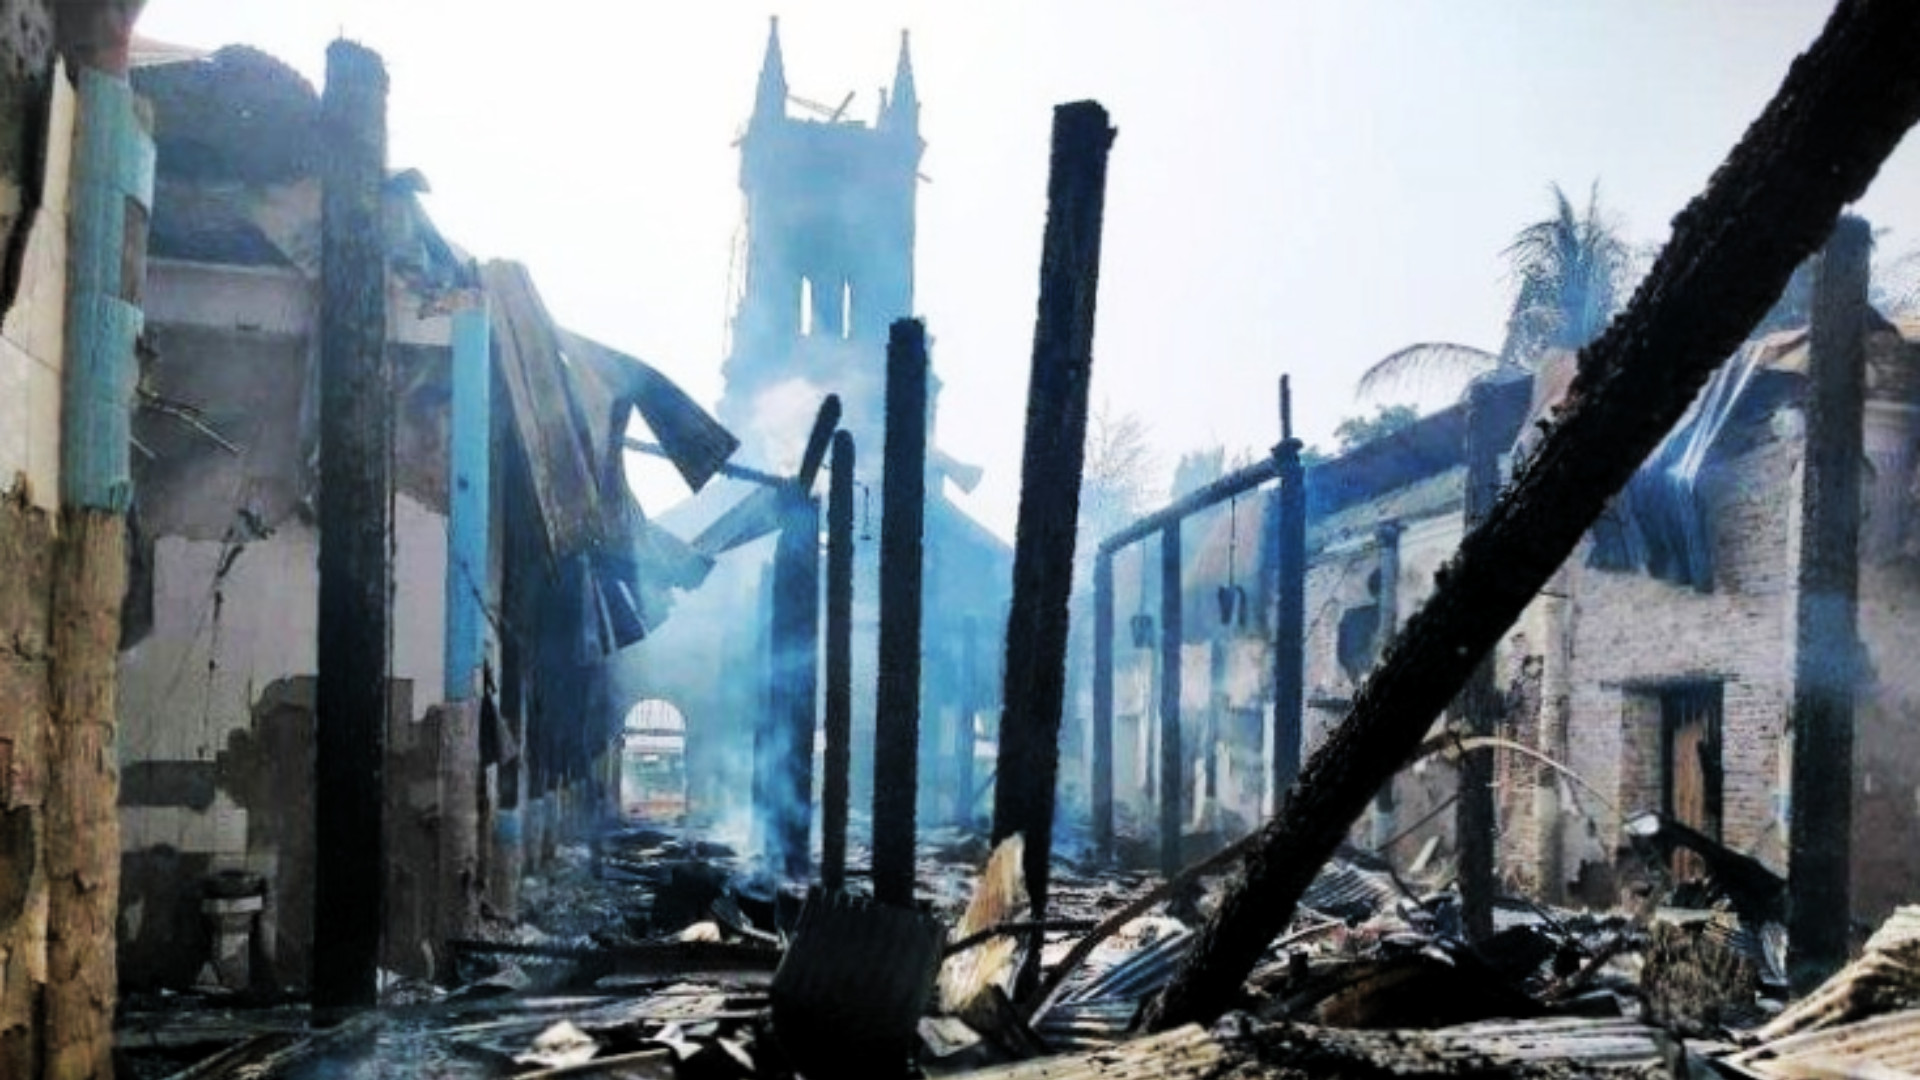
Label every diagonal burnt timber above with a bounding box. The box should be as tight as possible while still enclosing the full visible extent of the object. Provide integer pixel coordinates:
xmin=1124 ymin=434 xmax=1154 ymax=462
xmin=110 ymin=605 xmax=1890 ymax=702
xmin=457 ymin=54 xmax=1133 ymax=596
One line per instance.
xmin=1147 ymin=0 xmax=1920 ymax=1032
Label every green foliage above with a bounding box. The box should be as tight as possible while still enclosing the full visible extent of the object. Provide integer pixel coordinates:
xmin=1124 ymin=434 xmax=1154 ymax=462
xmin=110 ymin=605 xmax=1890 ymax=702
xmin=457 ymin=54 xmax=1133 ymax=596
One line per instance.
xmin=1356 ymin=181 xmax=1634 ymax=406
xmin=1333 ymin=404 xmax=1422 ymax=453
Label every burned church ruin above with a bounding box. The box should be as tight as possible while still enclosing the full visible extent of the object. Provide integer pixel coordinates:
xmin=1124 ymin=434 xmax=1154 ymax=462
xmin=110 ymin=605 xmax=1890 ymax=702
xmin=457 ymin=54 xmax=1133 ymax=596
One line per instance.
xmin=6 ymin=2 xmax=1920 ymax=1077
xmin=638 ymin=19 xmax=1011 ymax=862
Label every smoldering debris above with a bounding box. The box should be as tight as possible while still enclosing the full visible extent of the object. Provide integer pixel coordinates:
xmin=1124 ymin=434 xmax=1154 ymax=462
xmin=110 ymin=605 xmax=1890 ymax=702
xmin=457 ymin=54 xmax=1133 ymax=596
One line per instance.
xmin=110 ymin=812 xmax=1920 ymax=1078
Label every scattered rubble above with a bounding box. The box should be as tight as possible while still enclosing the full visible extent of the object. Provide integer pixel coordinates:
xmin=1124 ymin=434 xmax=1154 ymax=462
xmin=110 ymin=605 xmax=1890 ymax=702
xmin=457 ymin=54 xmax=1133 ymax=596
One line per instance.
xmin=113 ymin=815 xmax=1920 ymax=1079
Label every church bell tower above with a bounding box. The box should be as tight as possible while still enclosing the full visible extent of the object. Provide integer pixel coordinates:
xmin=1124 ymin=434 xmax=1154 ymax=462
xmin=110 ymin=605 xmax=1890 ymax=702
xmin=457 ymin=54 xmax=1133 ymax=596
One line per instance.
xmin=720 ymin=17 xmax=927 ymax=470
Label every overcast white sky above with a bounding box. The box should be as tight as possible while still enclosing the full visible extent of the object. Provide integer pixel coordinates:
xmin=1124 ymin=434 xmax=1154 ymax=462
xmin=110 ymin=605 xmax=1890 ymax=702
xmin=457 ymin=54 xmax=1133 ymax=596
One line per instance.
xmin=137 ymin=2 xmax=1920 ymax=539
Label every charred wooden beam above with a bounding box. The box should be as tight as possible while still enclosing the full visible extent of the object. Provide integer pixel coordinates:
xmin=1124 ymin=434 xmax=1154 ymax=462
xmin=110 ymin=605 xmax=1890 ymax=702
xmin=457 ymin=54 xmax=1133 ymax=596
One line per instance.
xmin=1788 ymin=215 xmax=1872 ymax=993
xmin=1091 ymin=552 xmax=1116 ymax=860
xmin=1271 ymin=378 xmax=1306 ymax=803
xmin=873 ymin=319 xmax=930 ymax=906
xmin=43 ymin=57 xmax=151 ymax=1075
xmin=1455 ymin=376 xmax=1509 ymax=942
xmin=768 ymin=493 xmax=821 ymax=879
xmin=312 ymin=39 xmax=391 ymax=1018
xmin=626 ymin=438 xmax=786 ymax=489
xmin=821 ymin=430 xmax=856 ymax=892
xmin=1368 ymin=521 xmax=1402 ymax=849
xmin=1147 ymin=0 xmax=1920 ymax=1031
xmin=954 ymin=616 xmax=979 ymax=828
xmin=1100 ymin=459 xmax=1279 ymax=557
xmin=1159 ymin=523 xmax=1184 ymax=878
xmin=991 ymin=101 xmax=1116 ymax=929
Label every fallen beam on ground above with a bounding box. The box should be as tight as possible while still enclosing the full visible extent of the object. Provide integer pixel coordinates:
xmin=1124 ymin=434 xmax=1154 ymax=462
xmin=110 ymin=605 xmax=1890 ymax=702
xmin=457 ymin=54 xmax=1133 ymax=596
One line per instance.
xmin=1146 ymin=0 xmax=1920 ymax=1031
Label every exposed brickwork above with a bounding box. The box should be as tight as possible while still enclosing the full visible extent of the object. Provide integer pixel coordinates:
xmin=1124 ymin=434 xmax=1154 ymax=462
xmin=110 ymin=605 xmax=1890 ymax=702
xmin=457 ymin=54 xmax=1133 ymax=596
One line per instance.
xmin=1558 ymin=434 xmax=1802 ymax=889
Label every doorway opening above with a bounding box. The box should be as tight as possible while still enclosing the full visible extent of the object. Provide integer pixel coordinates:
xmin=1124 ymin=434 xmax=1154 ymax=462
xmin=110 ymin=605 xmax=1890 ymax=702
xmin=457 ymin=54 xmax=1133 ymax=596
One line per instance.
xmin=621 ymin=699 xmax=688 ymax=824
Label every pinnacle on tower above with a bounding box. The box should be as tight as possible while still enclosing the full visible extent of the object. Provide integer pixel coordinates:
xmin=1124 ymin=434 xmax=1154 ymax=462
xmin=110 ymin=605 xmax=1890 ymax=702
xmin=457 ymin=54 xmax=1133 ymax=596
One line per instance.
xmin=753 ymin=15 xmax=788 ymax=124
xmin=884 ymin=29 xmax=918 ymax=134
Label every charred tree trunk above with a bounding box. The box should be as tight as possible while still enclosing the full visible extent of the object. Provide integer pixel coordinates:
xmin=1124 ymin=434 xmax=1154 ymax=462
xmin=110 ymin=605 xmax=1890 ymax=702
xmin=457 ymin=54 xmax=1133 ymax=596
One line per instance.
xmin=873 ymin=319 xmax=929 ymax=907
xmin=1147 ymin=0 xmax=1920 ymax=1031
xmin=821 ymin=431 xmax=855 ymax=892
xmin=1455 ymin=377 xmax=1506 ymax=942
xmin=1271 ymin=379 xmax=1306 ymax=807
xmin=1091 ymin=553 xmax=1115 ymax=861
xmin=991 ymin=101 xmax=1115 ymax=925
xmin=1788 ymin=215 xmax=1871 ymax=993
xmin=313 ymin=40 xmax=391 ymax=1018
xmin=1158 ymin=524 xmax=1183 ymax=878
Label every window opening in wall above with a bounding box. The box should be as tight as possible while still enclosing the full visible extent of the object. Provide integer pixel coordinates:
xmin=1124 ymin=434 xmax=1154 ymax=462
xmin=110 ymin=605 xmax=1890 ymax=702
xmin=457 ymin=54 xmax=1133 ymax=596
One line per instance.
xmin=800 ymin=277 xmax=814 ymax=337
xmin=1660 ymin=680 xmax=1724 ymax=879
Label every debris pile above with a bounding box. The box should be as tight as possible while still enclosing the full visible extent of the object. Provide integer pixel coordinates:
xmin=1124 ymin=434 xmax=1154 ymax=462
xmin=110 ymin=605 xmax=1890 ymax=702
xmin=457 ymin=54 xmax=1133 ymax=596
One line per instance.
xmin=113 ymin=816 xmax=1920 ymax=1079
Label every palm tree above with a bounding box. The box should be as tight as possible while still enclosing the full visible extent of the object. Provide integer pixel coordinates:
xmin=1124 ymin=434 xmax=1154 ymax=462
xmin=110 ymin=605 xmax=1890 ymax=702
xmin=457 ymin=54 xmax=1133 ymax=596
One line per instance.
xmin=1356 ymin=183 xmax=1635 ymax=406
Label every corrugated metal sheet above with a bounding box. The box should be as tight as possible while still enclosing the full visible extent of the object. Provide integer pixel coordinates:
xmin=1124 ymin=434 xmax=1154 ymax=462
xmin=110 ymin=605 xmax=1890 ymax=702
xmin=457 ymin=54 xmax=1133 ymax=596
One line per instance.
xmin=484 ymin=260 xmax=602 ymax=560
xmin=1035 ymin=929 xmax=1194 ymax=1050
xmin=1729 ymin=1007 xmax=1920 ymax=1078
xmin=938 ymin=1024 xmax=1226 ymax=1080
xmin=1423 ymin=1016 xmax=1673 ymax=1068
xmin=771 ymin=890 xmax=945 ymax=1075
xmin=950 ymin=1015 xmax=1672 ymax=1079
xmin=1301 ymin=857 xmax=1404 ymax=921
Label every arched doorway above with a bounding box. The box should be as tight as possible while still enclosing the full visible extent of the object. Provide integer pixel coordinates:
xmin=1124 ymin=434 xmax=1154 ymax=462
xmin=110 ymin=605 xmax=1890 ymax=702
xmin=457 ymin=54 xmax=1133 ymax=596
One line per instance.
xmin=621 ymin=699 xmax=688 ymax=824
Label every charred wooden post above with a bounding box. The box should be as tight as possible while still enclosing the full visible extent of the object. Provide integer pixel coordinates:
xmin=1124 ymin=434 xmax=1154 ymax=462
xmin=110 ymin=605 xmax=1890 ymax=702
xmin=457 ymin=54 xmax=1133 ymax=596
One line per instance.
xmin=1092 ymin=552 xmax=1116 ymax=859
xmin=874 ymin=319 xmax=930 ymax=906
xmin=1456 ymin=377 xmax=1506 ymax=942
xmin=1147 ymin=0 xmax=1920 ymax=1031
xmin=770 ymin=492 xmax=822 ymax=879
xmin=45 ymin=59 xmax=151 ymax=1077
xmin=822 ymin=431 xmax=855 ymax=892
xmin=1789 ymin=215 xmax=1871 ymax=993
xmin=313 ymin=40 xmax=391 ymax=1017
xmin=991 ymin=100 xmax=1116 ymax=925
xmin=1369 ymin=520 xmax=1402 ymax=850
xmin=1271 ymin=377 xmax=1306 ymax=805
xmin=436 ymin=298 xmax=490 ymax=959
xmin=1158 ymin=523 xmax=1184 ymax=877
xmin=751 ymin=563 xmax=774 ymax=855
xmin=953 ymin=616 xmax=979 ymax=828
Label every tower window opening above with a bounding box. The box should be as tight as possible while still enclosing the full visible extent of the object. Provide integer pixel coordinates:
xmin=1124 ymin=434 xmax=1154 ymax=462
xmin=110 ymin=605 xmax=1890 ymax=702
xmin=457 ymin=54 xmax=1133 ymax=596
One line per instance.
xmin=841 ymin=281 xmax=853 ymax=340
xmin=800 ymin=277 xmax=815 ymax=337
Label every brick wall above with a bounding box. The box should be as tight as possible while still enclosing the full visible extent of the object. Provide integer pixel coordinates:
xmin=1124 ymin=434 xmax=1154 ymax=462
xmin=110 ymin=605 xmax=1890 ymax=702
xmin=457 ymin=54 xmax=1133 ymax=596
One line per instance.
xmin=1556 ymin=432 xmax=1802 ymax=892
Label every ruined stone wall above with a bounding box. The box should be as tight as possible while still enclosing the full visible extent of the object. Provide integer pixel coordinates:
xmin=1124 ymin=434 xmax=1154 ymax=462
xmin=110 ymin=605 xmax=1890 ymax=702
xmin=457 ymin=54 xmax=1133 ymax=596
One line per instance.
xmin=1557 ymin=431 xmax=1803 ymax=898
xmin=0 ymin=38 xmax=66 ymax=1074
xmin=114 ymin=259 xmax=456 ymax=989
xmin=0 ymin=494 xmax=54 ymax=1075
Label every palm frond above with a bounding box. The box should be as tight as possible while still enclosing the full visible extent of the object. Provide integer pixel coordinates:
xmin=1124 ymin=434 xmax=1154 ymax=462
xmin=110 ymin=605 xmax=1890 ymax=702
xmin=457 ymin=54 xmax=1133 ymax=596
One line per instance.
xmin=1355 ymin=341 xmax=1500 ymax=405
xmin=1873 ymin=244 xmax=1920 ymax=316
